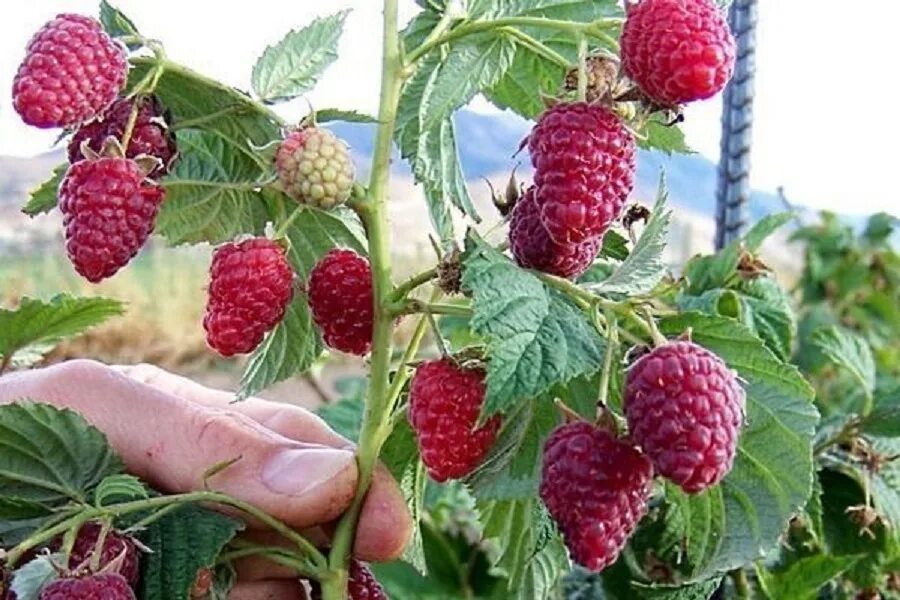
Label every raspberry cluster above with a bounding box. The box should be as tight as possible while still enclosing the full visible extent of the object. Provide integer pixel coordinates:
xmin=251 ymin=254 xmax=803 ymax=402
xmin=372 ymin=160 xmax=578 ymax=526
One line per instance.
xmin=511 ymin=102 xmax=635 ymax=278
xmin=409 ymin=358 xmax=502 ymax=482
xmin=540 ymin=421 xmax=653 ymax=571
xmin=621 ymin=0 xmax=736 ymax=106
xmin=204 ymin=238 xmax=295 ymax=356
xmin=307 ymin=249 xmax=374 ymax=356
xmin=625 ymin=340 xmax=745 ymax=493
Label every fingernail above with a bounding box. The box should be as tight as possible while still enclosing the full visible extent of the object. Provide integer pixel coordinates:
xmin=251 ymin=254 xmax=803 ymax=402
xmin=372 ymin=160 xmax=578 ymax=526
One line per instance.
xmin=262 ymin=447 xmax=353 ymax=496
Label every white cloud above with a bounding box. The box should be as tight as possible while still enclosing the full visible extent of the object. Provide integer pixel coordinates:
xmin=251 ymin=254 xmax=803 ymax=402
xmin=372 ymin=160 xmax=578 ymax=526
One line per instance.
xmin=1 ymin=1 xmax=897 ymax=216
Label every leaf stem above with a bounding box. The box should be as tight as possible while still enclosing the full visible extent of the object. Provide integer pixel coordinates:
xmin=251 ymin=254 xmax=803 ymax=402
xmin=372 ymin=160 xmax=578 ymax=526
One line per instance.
xmin=274 ymin=205 xmax=305 ymax=238
xmin=500 ymin=27 xmax=571 ymax=69
xmin=385 ymin=290 xmax=440 ymax=409
xmin=576 ymin=34 xmax=589 ymax=101
xmin=324 ymin=1 xmax=404 ymax=597
xmin=390 ymin=267 xmax=438 ymax=301
xmin=597 ymin=312 xmax=618 ymax=410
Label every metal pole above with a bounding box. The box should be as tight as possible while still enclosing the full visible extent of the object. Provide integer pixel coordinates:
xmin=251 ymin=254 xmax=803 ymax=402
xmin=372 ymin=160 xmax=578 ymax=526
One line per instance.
xmin=715 ymin=0 xmax=758 ymax=250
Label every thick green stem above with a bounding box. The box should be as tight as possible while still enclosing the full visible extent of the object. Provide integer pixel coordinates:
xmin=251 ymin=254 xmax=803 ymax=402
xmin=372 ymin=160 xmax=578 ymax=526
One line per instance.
xmin=323 ymin=1 xmax=404 ymax=598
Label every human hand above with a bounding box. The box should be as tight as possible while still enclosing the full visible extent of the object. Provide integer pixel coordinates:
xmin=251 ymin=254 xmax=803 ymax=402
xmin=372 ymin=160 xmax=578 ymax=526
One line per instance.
xmin=0 ymin=360 xmax=412 ymax=599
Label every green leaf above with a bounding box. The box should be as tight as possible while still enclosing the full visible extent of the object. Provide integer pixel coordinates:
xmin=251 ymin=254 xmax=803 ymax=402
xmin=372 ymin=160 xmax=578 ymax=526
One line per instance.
xmin=210 ymin=563 xmax=237 ymax=600
xmin=461 ymin=242 xmax=605 ymax=417
xmin=860 ymin=390 xmax=900 ymax=437
xmin=22 ymin=164 xmax=65 ymax=216
xmin=158 ymin=130 xmax=270 ymax=245
xmin=0 ymin=402 xmax=123 ymax=507
xmin=138 ymin=505 xmax=243 ymax=600
xmin=757 ymin=555 xmax=859 ymax=600
xmin=10 ymin=554 xmax=63 ymax=600
xmin=370 ymin=561 xmax=458 ymax=599
xmin=631 ymin=578 xmax=724 ymax=600
xmin=481 ymin=498 xmax=568 ymax=599
xmin=239 ymin=205 xmax=367 ymax=398
xmin=586 ymin=178 xmax=671 ymax=296
xmin=98 ymin=1 xmax=140 ymax=43
xmin=92 ymin=474 xmax=149 ymax=506
xmin=657 ymin=313 xmax=818 ymax=579
xmin=251 ymin=11 xmax=348 ymax=103
xmin=637 ymin=117 xmax=692 ymax=155
xmin=600 ymin=230 xmax=630 ymax=261
xmin=315 ymin=109 xmax=378 ymax=124
xmin=734 ymin=277 xmax=796 ymax=362
xmin=382 ymin=420 xmax=427 ymax=573
xmin=0 ymin=295 xmax=123 ymax=368
xmin=744 ymin=212 xmax=795 ymax=251
xmin=811 ymin=325 xmax=876 ymax=396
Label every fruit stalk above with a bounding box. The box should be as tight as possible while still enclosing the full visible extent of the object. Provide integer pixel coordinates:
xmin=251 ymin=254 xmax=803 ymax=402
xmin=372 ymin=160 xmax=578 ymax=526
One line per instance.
xmin=322 ymin=0 xmax=404 ymax=597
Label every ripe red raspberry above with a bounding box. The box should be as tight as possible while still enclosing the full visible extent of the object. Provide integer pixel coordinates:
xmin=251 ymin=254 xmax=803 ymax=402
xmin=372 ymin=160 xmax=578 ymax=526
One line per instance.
xmin=625 ymin=340 xmax=745 ymax=494
xmin=309 ymin=559 xmax=387 ymax=600
xmin=50 ymin=523 xmax=140 ymax=586
xmin=540 ymin=421 xmax=653 ymax=572
xmin=621 ymin=0 xmax=736 ymax=106
xmin=306 ymin=249 xmax=373 ymax=356
xmin=276 ymin=128 xmax=356 ymax=209
xmin=528 ymin=103 xmax=635 ymax=244
xmin=59 ymin=157 xmax=165 ymax=283
xmin=203 ymin=238 xmax=295 ymax=357
xmin=408 ymin=358 xmax=501 ymax=482
xmin=40 ymin=573 xmax=134 ymax=600
xmin=69 ymin=96 xmax=178 ymax=178
xmin=509 ymin=187 xmax=601 ymax=279
xmin=12 ymin=14 xmax=127 ymax=129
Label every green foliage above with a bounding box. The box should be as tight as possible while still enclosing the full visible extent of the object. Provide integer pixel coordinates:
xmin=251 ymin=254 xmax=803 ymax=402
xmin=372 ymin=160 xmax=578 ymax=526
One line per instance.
xmin=99 ymin=0 xmax=140 ymax=42
xmin=0 ymin=295 xmax=124 ymax=369
xmin=251 ymin=11 xmax=349 ymax=103
xmin=9 ymin=555 xmax=62 ymax=600
xmin=462 ymin=241 xmax=605 ymax=417
xmin=756 ymin=555 xmax=859 ymax=600
xmin=137 ymin=505 xmax=243 ymax=600
xmin=22 ymin=164 xmax=65 ymax=216
xmin=812 ymin=326 xmax=876 ymax=397
xmin=92 ymin=474 xmax=150 ymax=506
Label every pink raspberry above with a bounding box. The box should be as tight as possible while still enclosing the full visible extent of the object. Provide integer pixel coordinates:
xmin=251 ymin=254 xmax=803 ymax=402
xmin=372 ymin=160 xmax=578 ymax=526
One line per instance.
xmin=528 ymin=103 xmax=635 ymax=244
xmin=625 ymin=340 xmax=745 ymax=493
xmin=12 ymin=14 xmax=127 ymax=128
xmin=309 ymin=559 xmax=387 ymax=600
xmin=621 ymin=0 xmax=736 ymax=106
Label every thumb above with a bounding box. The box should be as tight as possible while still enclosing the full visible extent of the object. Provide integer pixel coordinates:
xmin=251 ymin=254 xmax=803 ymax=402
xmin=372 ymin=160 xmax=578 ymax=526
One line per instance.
xmin=0 ymin=360 xmax=358 ymax=529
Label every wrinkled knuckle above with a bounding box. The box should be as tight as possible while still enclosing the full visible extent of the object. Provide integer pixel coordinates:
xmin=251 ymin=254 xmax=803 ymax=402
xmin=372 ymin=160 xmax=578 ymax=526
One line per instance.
xmin=123 ymin=363 xmax=165 ymax=385
xmin=189 ymin=409 xmax=260 ymax=455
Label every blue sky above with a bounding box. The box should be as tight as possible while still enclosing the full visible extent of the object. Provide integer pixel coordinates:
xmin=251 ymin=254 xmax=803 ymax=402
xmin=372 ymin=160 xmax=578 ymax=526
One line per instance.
xmin=0 ymin=1 xmax=896 ymax=216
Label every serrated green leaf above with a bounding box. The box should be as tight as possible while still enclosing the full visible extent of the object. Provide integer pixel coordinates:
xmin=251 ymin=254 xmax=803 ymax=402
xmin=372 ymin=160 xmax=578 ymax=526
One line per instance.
xmin=600 ymin=230 xmax=630 ymax=261
xmin=0 ymin=295 xmax=123 ymax=368
xmin=22 ymin=164 xmax=65 ymax=217
xmin=239 ymin=205 xmax=366 ymax=398
xmin=0 ymin=402 xmax=123 ymax=507
xmin=315 ymin=109 xmax=378 ymax=124
xmin=631 ymin=578 xmax=724 ymax=600
xmin=10 ymin=554 xmax=63 ymax=600
xmin=158 ymin=130 xmax=270 ymax=245
xmin=99 ymin=1 xmax=140 ymax=44
xmin=381 ymin=419 xmax=427 ymax=573
xmin=637 ymin=117 xmax=692 ymax=155
xmin=92 ymin=474 xmax=149 ymax=506
xmin=734 ymin=277 xmax=796 ymax=361
xmin=586 ymin=178 xmax=671 ymax=296
xmin=461 ymin=242 xmax=605 ymax=417
xmin=138 ymin=505 xmax=243 ymax=600
xmin=812 ymin=325 xmax=876 ymax=397
xmin=860 ymin=390 xmax=900 ymax=437
xmin=480 ymin=498 xmax=567 ymax=599
xmin=758 ymin=555 xmax=859 ymax=600
xmin=744 ymin=212 xmax=795 ymax=251
xmin=251 ymin=11 xmax=348 ymax=103
xmin=657 ymin=313 xmax=818 ymax=579
xmin=316 ymin=396 xmax=364 ymax=442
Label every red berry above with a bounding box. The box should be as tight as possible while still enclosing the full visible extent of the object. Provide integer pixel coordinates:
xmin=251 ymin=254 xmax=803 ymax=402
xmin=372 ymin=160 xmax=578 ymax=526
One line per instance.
xmin=40 ymin=573 xmax=134 ymax=600
xmin=59 ymin=157 xmax=165 ymax=283
xmin=50 ymin=523 xmax=140 ymax=586
xmin=408 ymin=358 xmax=501 ymax=482
xmin=203 ymin=238 xmax=295 ymax=357
xmin=540 ymin=421 xmax=653 ymax=572
xmin=69 ymin=96 xmax=178 ymax=178
xmin=528 ymin=103 xmax=635 ymax=244
xmin=625 ymin=340 xmax=745 ymax=494
xmin=307 ymin=249 xmax=374 ymax=356
xmin=12 ymin=14 xmax=127 ymax=129
xmin=309 ymin=559 xmax=387 ymax=600
xmin=621 ymin=0 xmax=736 ymax=106
xmin=509 ymin=187 xmax=601 ymax=279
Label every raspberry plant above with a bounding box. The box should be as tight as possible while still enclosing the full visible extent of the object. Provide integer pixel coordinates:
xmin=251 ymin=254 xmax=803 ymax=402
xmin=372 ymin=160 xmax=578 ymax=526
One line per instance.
xmin=9 ymin=0 xmax=897 ymax=599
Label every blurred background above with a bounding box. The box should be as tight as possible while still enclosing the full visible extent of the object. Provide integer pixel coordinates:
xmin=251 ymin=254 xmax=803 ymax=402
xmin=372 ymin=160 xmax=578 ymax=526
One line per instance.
xmin=1 ymin=1 xmax=898 ymax=404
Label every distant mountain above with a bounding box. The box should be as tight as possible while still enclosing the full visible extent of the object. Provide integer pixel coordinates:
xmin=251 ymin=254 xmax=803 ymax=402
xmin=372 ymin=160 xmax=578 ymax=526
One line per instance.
xmin=330 ymin=110 xmax=796 ymax=223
